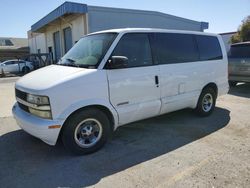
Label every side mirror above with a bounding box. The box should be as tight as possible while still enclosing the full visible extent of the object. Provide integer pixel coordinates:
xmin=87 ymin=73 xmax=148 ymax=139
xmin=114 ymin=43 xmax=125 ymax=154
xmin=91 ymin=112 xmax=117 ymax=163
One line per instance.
xmin=107 ymin=56 xmax=128 ymax=69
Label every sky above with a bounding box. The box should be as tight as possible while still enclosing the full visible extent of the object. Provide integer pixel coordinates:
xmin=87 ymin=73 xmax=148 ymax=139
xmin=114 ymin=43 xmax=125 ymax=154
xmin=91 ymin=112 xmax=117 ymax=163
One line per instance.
xmin=0 ymin=0 xmax=249 ymax=38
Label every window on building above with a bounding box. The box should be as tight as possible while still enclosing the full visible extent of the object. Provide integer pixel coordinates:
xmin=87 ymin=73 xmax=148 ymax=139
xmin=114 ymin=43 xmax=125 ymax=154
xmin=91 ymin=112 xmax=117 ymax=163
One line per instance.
xmin=153 ymin=33 xmax=199 ymax=64
xmin=48 ymin=46 xmax=53 ymax=60
xmin=63 ymin=27 xmax=73 ymax=53
xmin=111 ymin=33 xmax=153 ymax=68
xmin=53 ymin=31 xmax=61 ymax=61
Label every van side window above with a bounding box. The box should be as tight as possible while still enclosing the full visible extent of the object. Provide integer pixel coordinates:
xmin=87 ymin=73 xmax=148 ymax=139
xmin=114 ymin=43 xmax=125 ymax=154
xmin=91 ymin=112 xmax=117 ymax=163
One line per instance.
xmin=153 ymin=33 xmax=199 ymax=64
xmin=112 ymin=33 xmax=153 ymax=68
xmin=196 ymin=35 xmax=222 ymax=60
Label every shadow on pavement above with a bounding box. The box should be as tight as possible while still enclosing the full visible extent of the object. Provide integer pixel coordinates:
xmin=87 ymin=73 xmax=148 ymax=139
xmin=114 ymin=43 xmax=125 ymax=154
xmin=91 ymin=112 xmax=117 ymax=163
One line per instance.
xmin=0 ymin=107 xmax=230 ymax=188
xmin=229 ymin=83 xmax=250 ymax=98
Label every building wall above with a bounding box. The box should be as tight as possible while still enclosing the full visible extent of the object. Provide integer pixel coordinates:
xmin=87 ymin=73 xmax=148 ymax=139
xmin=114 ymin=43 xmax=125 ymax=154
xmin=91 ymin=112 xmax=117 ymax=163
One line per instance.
xmin=28 ymin=33 xmax=46 ymax=54
xmin=28 ymin=14 xmax=86 ymax=60
xmin=28 ymin=4 xmax=208 ymax=60
xmin=220 ymin=32 xmax=236 ymax=52
xmin=87 ymin=6 xmax=204 ymax=33
xmin=71 ymin=15 xmax=87 ymax=44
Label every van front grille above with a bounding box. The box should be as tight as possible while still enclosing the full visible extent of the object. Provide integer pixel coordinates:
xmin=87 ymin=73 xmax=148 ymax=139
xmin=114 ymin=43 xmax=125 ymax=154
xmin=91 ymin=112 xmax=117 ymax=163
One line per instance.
xmin=17 ymin=102 xmax=29 ymax=113
xmin=15 ymin=89 xmax=29 ymax=113
xmin=15 ymin=89 xmax=27 ymax=101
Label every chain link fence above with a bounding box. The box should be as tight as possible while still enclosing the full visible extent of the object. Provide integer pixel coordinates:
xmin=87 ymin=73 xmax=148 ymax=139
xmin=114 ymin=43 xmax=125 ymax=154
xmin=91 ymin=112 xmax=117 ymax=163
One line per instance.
xmin=0 ymin=53 xmax=53 ymax=78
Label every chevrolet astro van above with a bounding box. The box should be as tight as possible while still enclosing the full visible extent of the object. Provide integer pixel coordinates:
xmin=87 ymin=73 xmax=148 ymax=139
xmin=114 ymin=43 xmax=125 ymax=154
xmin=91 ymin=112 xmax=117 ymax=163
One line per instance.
xmin=12 ymin=28 xmax=229 ymax=154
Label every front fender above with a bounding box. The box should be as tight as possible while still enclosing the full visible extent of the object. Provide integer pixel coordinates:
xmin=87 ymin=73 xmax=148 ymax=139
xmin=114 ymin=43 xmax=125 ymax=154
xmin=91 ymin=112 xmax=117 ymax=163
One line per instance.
xmin=56 ymin=98 xmax=119 ymax=129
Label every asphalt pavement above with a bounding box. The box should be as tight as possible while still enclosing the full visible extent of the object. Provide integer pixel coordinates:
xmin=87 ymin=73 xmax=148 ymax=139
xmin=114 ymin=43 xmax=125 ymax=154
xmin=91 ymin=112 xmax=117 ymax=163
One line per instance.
xmin=0 ymin=80 xmax=250 ymax=188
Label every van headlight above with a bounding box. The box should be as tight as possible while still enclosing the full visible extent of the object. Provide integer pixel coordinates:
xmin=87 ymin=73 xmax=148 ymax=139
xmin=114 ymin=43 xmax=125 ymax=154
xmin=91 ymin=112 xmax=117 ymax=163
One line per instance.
xmin=26 ymin=94 xmax=52 ymax=119
xmin=28 ymin=107 xmax=52 ymax=119
xmin=27 ymin=94 xmax=50 ymax=105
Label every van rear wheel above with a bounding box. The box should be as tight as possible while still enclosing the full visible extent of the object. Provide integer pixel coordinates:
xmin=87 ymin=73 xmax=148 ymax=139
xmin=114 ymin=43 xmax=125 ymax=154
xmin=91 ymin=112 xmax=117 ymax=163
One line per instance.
xmin=195 ymin=87 xmax=216 ymax=117
xmin=61 ymin=108 xmax=111 ymax=155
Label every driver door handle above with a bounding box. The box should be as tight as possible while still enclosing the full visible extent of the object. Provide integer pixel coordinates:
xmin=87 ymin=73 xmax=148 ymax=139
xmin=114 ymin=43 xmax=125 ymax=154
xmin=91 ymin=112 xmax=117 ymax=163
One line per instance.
xmin=155 ymin=75 xmax=159 ymax=87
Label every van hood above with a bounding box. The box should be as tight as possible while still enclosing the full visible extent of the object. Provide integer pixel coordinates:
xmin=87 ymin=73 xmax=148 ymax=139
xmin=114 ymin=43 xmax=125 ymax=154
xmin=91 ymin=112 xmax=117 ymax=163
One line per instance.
xmin=16 ymin=65 xmax=96 ymax=93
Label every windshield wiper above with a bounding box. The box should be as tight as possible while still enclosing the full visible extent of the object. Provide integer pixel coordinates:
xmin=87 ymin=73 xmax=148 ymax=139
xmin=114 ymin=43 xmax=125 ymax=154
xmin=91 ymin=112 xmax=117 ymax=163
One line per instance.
xmin=65 ymin=58 xmax=75 ymax=63
xmin=58 ymin=58 xmax=79 ymax=67
xmin=78 ymin=64 xmax=96 ymax=69
xmin=57 ymin=58 xmax=96 ymax=68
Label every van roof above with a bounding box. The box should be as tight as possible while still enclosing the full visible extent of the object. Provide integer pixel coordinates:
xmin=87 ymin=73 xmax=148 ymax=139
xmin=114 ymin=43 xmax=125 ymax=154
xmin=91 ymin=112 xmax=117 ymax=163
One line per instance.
xmin=91 ymin=28 xmax=218 ymax=37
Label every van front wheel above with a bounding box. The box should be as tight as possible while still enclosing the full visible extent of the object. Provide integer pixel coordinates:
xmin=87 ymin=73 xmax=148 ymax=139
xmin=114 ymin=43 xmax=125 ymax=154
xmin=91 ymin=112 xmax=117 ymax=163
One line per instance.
xmin=195 ymin=87 xmax=216 ymax=116
xmin=61 ymin=108 xmax=111 ymax=155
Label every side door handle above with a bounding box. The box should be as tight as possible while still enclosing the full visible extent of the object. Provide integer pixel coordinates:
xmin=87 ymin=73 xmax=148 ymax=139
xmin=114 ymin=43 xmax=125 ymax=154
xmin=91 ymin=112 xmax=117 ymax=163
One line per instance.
xmin=155 ymin=75 xmax=159 ymax=87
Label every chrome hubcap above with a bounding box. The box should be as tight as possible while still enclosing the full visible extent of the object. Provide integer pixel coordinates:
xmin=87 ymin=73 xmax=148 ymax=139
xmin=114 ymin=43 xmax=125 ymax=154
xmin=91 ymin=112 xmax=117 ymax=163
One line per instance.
xmin=74 ymin=118 xmax=103 ymax=148
xmin=202 ymin=93 xmax=213 ymax=112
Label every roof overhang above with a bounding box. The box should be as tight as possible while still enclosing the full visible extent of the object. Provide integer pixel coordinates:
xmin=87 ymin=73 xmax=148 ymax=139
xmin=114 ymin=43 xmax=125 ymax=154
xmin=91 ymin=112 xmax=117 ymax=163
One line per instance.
xmin=31 ymin=2 xmax=88 ymax=32
xmin=201 ymin=22 xmax=209 ymax=31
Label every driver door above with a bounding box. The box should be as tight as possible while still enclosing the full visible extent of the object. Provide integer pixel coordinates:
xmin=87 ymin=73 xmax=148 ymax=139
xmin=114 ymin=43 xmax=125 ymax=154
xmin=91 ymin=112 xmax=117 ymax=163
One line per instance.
xmin=106 ymin=33 xmax=161 ymax=125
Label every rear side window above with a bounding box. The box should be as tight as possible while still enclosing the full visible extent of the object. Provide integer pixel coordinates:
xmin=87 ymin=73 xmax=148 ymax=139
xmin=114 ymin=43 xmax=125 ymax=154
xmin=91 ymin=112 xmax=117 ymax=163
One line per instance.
xmin=229 ymin=44 xmax=250 ymax=58
xmin=153 ymin=33 xmax=199 ymax=64
xmin=111 ymin=33 xmax=153 ymax=68
xmin=196 ymin=35 xmax=222 ymax=61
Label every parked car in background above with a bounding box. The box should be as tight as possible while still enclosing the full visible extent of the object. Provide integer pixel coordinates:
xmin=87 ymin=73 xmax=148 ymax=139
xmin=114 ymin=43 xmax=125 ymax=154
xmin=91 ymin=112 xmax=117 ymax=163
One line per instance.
xmin=228 ymin=42 xmax=250 ymax=86
xmin=12 ymin=28 xmax=228 ymax=155
xmin=0 ymin=59 xmax=34 ymax=74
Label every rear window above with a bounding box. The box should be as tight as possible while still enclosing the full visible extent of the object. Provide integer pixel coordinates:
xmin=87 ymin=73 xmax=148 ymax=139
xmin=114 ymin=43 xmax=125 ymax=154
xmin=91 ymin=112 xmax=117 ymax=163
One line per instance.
xmin=153 ymin=33 xmax=199 ymax=64
xmin=196 ymin=35 xmax=223 ymax=61
xmin=229 ymin=44 xmax=250 ymax=58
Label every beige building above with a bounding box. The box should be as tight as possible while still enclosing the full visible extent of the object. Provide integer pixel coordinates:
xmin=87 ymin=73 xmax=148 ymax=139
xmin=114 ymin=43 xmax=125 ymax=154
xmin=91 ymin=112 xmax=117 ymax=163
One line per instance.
xmin=28 ymin=1 xmax=209 ymax=62
xmin=28 ymin=13 xmax=86 ymax=59
xmin=220 ymin=31 xmax=237 ymax=52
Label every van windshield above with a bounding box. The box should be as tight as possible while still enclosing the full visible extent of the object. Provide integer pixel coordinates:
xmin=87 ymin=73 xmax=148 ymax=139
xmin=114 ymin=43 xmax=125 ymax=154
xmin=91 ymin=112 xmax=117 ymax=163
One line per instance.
xmin=58 ymin=33 xmax=117 ymax=68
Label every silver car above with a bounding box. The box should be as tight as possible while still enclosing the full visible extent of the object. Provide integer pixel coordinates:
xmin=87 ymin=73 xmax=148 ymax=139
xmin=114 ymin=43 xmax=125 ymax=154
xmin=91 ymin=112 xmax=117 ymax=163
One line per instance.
xmin=0 ymin=59 xmax=34 ymax=74
xmin=228 ymin=42 xmax=250 ymax=86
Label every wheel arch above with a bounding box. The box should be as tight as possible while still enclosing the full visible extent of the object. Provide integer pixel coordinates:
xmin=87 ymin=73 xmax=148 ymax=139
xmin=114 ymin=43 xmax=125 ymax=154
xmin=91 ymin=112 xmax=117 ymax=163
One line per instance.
xmin=61 ymin=104 xmax=116 ymax=130
xmin=202 ymin=82 xmax=218 ymax=98
xmin=194 ymin=82 xmax=218 ymax=109
xmin=22 ymin=66 xmax=30 ymax=72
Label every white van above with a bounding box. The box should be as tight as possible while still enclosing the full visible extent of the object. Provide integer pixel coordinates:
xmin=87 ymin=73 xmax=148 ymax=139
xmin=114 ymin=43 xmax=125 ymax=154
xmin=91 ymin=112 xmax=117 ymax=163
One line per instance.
xmin=12 ymin=28 xmax=228 ymax=154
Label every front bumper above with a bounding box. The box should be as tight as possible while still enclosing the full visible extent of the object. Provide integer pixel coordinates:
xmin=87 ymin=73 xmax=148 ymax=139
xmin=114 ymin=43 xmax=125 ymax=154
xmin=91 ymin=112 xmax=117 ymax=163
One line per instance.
xmin=12 ymin=102 xmax=62 ymax=145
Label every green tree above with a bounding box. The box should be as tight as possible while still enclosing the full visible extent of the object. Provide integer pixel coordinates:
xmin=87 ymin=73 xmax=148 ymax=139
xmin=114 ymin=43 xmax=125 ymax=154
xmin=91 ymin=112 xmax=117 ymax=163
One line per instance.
xmin=231 ymin=16 xmax=250 ymax=43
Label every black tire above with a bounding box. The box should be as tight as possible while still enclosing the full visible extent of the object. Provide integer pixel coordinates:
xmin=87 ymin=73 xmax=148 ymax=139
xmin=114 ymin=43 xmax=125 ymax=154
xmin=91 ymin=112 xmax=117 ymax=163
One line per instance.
xmin=61 ymin=108 xmax=111 ymax=155
xmin=195 ymin=87 xmax=216 ymax=117
xmin=229 ymin=81 xmax=237 ymax=87
xmin=22 ymin=66 xmax=30 ymax=74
